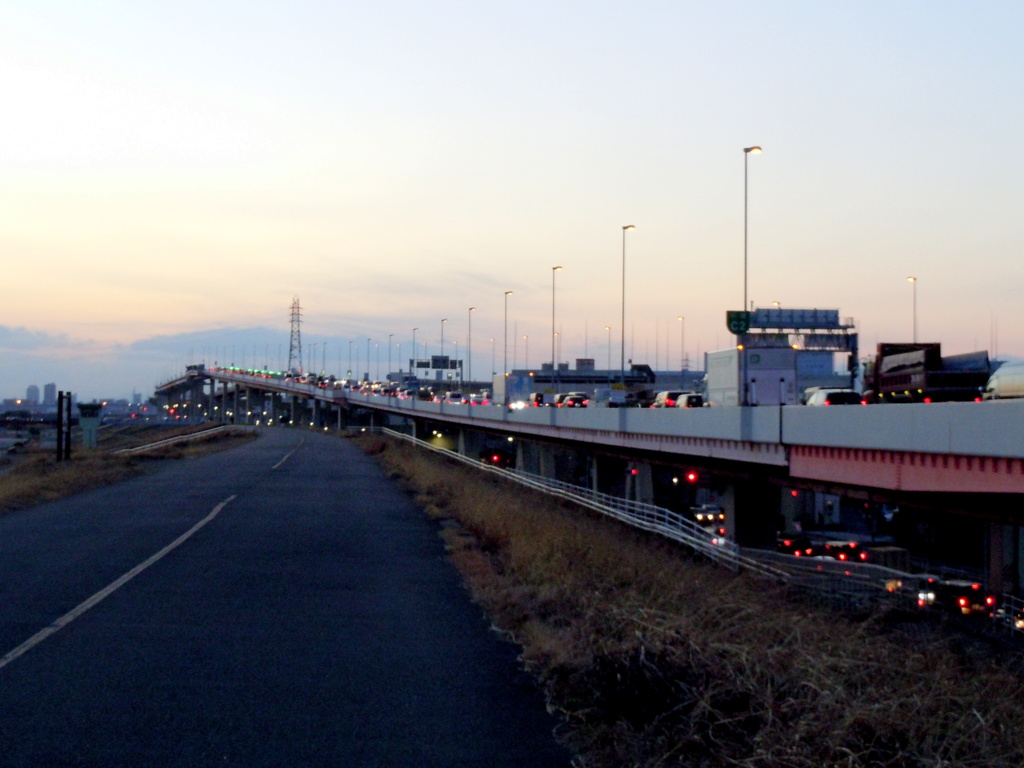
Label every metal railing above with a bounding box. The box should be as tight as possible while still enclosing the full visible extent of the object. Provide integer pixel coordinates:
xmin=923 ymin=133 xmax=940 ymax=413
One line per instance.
xmin=380 ymin=428 xmax=789 ymax=582
xmin=112 ymin=425 xmax=232 ymax=455
xmin=368 ymin=428 xmax=1024 ymax=631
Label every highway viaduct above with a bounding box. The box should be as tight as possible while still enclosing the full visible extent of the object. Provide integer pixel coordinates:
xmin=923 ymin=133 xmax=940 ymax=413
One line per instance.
xmin=155 ymin=367 xmax=1024 ymax=597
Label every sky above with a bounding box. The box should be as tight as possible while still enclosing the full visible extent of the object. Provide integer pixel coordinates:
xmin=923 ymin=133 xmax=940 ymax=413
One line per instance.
xmin=2 ymin=1 xmax=1022 ymax=401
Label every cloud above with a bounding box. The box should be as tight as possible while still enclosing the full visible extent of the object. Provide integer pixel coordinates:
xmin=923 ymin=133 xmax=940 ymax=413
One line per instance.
xmin=0 ymin=325 xmax=75 ymax=352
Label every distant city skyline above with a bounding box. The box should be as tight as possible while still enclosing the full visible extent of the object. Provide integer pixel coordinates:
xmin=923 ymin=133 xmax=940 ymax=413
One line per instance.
xmin=2 ymin=2 xmax=1022 ymax=400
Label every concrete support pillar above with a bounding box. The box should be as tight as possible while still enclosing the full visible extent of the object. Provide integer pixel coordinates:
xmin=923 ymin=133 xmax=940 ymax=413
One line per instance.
xmin=189 ymin=382 xmax=203 ymax=422
xmin=232 ymin=385 xmax=239 ymax=424
xmin=221 ymin=380 xmax=229 ymax=422
xmin=457 ymin=429 xmax=485 ymax=460
xmin=290 ymin=395 xmax=299 ymax=426
xmin=537 ymin=444 xmax=557 ymax=481
xmin=625 ymin=461 xmax=654 ymax=505
xmin=989 ymin=522 xmax=1007 ymax=596
xmin=732 ymin=480 xmax=782 ymax=548
xmin=244 ymin=386 xmax=252 ymax=425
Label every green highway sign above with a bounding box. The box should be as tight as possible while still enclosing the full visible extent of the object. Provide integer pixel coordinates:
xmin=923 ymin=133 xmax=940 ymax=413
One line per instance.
xmin=726 ymin=311 xmax=751 ymax=335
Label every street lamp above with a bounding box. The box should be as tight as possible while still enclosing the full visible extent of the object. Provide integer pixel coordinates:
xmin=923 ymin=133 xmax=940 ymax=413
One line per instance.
xmin=388 ymin=333 xmax=393 ymax=380
xmin=677 ymin=316 xmax=685 ymax=379
xmin=503 ymin=291 xmax=513 ymax=379
xmin=605 ymin=325 xmax=612 ymax=373
xmin=907 ymin=276 xmax=918 ymax=342
xmin=490 ymin=337 xmax=495 ymax=377
xmin=552 ymin=266 xmax=562 ymax=389
xmin=468 ymin=307 xmax=476 ymax=386
xmin=412 ymin=328 xmax=419 ymax=375
xmin=365 ymin=338 xmax=370 ymax=382
xmin=743 ymin=146 xmax=761 ymax=314
xmin=621 ymin=225 xmax=635 ymax=384
xmin=348 ymin=340 xmax=353 ymax=378
xmin=742 ymin=145 xmax=761 ymax=407
xmin=523 ymin=335 xmax=529 ymax=370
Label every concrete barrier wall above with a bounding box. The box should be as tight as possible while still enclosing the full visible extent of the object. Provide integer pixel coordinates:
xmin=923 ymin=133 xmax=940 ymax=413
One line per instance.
xmin=782 ymin=400 xmax=1024 ymax=458
xmin=219 ymin=375 xmax=1024 ymax=460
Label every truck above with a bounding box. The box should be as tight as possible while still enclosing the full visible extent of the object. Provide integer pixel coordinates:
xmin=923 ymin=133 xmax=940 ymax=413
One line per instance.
xmin=704 ymin=347 xmax=798 ymax=406
xmin=491 ymin=373 xmax=533 ymax=407
xmin=863 ymin=343 xmax=989 ymax=403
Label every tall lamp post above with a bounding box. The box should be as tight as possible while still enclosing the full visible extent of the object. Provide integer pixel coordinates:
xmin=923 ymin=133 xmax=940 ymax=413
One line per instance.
xmin=490 ymin=337 xmax=495 ymax=377
xmin=742 ymin=145 xmax=761 ymax=406
xmin=387 ymin=333 xmax=393 ymax=380
xmin=620 ymin=225 xmax=635 ymax=384
xmin=677 ymin=316 xmax=685 ymax=381
xmin=605 ymin=325 xmax=612 ymax=374
xmin=503 ymin=291 xmax=513 ymax=379
xmin=743 ymin=146 xmax=762 ymax=313
xmin=467 ymin=307 xmax=476 ymax=387
xmin=365 ymin=338 xmax=370 ymax=382
xmin=412 ymin=328 xmax=418 ymax=377
xmin=552 ymin=265 xmax=562 ymax=390
xmin=909 ymin=274 xmax=917 ymax=339
xmin=440 ymin=318 xmax=447 ymax=388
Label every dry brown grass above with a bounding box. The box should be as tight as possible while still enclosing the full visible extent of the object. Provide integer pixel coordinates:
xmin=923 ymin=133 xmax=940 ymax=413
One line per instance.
xmin=362 ymin=433 xmax=1024 ymax=768
xmin=0 ymin=428 xmax=256 ymax=513
xmin=0 ymin=452 xmax=144 ymax=512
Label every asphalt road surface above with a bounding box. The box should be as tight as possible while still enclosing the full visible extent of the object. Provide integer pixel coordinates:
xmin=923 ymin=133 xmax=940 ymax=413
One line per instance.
xmin=0 ymin=429 xmax=569 ymax=767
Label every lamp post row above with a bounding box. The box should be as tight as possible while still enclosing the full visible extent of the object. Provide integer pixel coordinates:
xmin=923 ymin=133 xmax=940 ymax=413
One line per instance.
xmin=332 ymin=146 xmax=763 ymax=393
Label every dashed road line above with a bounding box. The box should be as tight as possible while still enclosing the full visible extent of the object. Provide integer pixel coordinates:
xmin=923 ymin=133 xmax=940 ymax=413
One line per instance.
xmin=0 ymin=495 xmax=237 ymax=672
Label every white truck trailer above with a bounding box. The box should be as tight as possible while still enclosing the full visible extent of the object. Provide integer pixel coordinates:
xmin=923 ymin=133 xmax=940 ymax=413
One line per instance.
xmin=704 ymin=347 xmax=798 ymax=406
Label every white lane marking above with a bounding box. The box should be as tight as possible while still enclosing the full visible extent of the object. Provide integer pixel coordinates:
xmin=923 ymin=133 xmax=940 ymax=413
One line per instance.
xmin=0 ymin=494 xmax=237 ymax=672
xmin=272 ymin=436 xmax=305 ymax=470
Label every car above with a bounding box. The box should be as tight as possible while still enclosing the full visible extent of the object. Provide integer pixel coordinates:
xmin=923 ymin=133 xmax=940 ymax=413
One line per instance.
xmin=918 ymin=578 xmax=996 ymax=617
xmin=443 ymin=392 xmax=467 ymax=404
xmin=675 ymin=393 xmax=704 ymax=408
xmin=558 ymin=394 xmax=588 ymax=407
xmin=468 ymin=393 xmax=490 ymax=405
xmin=805 ymin=388 xmax=866 ymax=406
xmin=777 ymin=530 xmax=816 ymax=557
xmin=527 ymin=393 xmax=550 ymax=407
xmin=651 ymin=390 xmax=685 ymax=408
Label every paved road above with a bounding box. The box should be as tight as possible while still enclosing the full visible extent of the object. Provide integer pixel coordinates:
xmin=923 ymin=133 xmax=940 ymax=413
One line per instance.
xmin=0 ymin=429 xmax=569 ymax=767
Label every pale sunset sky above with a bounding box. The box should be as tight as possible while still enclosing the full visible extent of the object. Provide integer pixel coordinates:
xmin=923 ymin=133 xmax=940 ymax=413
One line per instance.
xmin=1 ymin=1 xmax=1022 ymax=399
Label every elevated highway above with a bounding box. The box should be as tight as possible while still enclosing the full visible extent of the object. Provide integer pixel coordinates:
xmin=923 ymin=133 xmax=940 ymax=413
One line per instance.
xmin=155 ymin=367 xmax=1024 ymax=594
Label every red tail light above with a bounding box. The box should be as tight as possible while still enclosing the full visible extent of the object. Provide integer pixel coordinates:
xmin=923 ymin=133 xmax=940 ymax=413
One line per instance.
xmin=958 ymin=597 xmax=969 ymax=607
xmin=838 ymin=553 xmax=847 ymax=561
xmin=923 ymin=397 xmax=932 ymax=403
xmin=804 ymin=548 xmax=813 ymax=555
xmin=986 ymin=596 xmax=996 ymax=606
xmin=794 ymin=551 xmax=802 ymax=557
xmin=783 ymin=539 xmax=792 ymax=547
xmin=666 ymin=399 xmax=676 ymax=407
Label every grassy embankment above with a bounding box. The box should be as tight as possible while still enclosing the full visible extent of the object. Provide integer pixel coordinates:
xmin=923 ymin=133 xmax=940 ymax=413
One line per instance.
xmin=361 ymin=433 xmax=1024 ymax=768
xmin=0 ymin=426 xmax=255 ymax=513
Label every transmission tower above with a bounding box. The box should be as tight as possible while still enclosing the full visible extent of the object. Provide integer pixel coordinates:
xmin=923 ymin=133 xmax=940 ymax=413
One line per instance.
xmin=287 ymin=297 xmax=303 ymax=373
